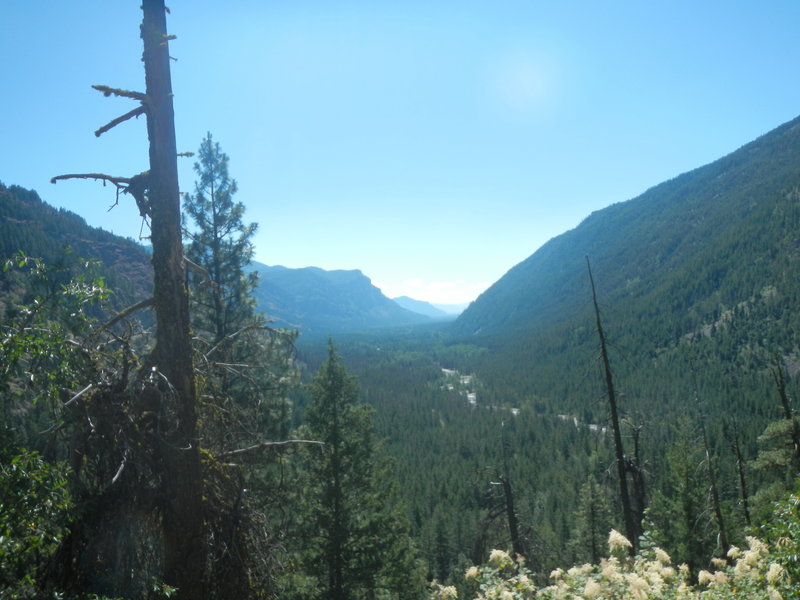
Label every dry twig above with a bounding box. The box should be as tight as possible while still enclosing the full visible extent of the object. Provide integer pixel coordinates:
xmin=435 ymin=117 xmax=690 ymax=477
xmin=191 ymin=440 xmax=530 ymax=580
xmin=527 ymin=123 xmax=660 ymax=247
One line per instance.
xmin=217 ymin=439 xmax=324 ymax=460
xmin=95 ymin=105 xmax=147 ymax=137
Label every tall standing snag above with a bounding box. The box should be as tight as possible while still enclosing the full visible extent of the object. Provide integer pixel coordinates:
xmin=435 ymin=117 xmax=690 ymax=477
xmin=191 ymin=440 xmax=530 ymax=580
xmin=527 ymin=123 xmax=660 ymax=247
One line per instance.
xmin=50 ymin=3 xmax=208 ymax=598
xmin=140 ymin=2 xmax=207 ymax=598
xmin=586 ymin=256 xmax=637 ymax=554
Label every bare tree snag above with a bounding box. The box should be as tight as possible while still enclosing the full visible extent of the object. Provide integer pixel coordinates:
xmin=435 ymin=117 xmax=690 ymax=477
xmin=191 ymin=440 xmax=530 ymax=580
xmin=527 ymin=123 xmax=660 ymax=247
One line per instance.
xmin=140 ymin=1 xmax=207 ymax=598
xmin=771 ymin=355 xmax=800 ymax=470
xmin=586 ymin=256 xmax=637 ymax=555
xmin=48 ymin=4 xmax=210 ymax=598
xmin=726 ymin=417 xmax=752 ymax=526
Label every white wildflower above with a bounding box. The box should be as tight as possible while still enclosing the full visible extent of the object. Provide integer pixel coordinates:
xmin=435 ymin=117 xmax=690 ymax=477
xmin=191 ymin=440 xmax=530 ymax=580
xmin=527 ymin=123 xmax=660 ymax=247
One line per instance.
xmin=654 ymin=547 xmax=671 ymax=564
xmin=727 ymin=545 xmax=741 ymax=559
xmin=660 ymin=566 xmax=675 ymax=579
xmin=713 ymin=570 xmax=728 ymax=585
xmin=499 ymin=591 xmax=513 ymax=600
xmin=549 ymin=567 xmax=564 ymax=581
xmin=625 ymin=572 xmax=650 ymax=593
xmin=644 ymin=568 xmax=665 ymax=592
xmin=488 ymin=549 xmax=511 ymax=568
xmin=769 ymin=588 xmax=783 ymax=600
xmin=583 ymin=579 xmax=602 ymax=598
xmin=741 ymin=549 xmax=760 ymax=568
xmin=465 ymin=566 xmax=479 ymax=580
xmin=439 ymin=585 xmax=458 ymax=599
xmin=697 ymin=570 xmax=714 ymax=586
xmin=608 ymin=529 xmax=632 ymax=553
xmin=600 ymin=557 xmax=623 ymax=583
xmin=734 ymin=557 xmax=755 ymax=578
xmin=746 ymin=536 xmax=768 ymax=555
xmin=517 ymin=573 xmax=534 ymax=591
xmin=567 ymin=565 xmax=582 ymax=577
xmin=767 ymin=562 xmax=785 ymax=585
xmin=711 ymin=557 xmax=727 ymax=569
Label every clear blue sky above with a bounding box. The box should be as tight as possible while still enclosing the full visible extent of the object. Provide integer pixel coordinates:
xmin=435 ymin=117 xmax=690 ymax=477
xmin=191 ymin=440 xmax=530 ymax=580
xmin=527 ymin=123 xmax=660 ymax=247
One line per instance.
xmin=2 ymin=2 xmax=799 ymax=304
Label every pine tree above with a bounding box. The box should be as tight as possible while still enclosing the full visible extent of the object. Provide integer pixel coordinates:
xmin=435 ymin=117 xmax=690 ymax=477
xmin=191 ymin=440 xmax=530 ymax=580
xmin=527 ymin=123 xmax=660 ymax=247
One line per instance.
xmin=569 ymin=475 xmax=613 ymax=565
xmin=183 ymin=132 xmax=257 ymax=345
xmin=291 ymin=342 xmax=425 ymax=600
xmin=649 ymin=422 xmax=717 ymax=576
xmin=183 ymin=133 xmax=295 ymax=449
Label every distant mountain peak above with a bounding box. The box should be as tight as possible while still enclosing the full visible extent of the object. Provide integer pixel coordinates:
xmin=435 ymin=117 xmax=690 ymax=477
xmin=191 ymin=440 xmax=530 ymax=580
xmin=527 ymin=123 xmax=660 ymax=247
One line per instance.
xmin=248 ymin=262 xmax=430 ymax=333
xmin=392 ymin=296 xmax=450 ymax=319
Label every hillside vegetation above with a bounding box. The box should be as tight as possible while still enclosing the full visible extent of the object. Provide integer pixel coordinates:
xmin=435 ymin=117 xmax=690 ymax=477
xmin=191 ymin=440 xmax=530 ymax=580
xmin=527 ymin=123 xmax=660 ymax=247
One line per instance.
xmin=3 ymin=113 xmax=800 ymax=598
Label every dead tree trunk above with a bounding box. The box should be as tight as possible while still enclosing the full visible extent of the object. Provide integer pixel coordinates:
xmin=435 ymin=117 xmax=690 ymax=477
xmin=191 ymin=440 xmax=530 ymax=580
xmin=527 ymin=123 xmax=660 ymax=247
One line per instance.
xmin=771 ymin=355 xmax=800 ymax=472
xmin=500 ymin=426 xmax=527 ymax=561
xmin=627 ymin=421 xmax=647 ymax=540
xmin=586 ymin=256 xmax=637 ymax=554
xmin=48 ymin=4 xmax=207 ymax=597
xmin=726 ymin=418 xmax=752 ymax=526
xmin=700 ymin=415 xmax=730 ymax=554
xmin=140 ymin=2 xmax=207 ymax=598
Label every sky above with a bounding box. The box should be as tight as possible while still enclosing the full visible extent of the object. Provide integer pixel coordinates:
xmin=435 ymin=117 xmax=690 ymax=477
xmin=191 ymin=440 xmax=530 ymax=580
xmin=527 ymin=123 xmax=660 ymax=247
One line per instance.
xmin=3 ymin=2 xmax=800 ymax=305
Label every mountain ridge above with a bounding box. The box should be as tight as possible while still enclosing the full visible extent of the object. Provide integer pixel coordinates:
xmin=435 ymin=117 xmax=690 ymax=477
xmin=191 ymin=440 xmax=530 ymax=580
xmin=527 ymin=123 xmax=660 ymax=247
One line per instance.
xmin=392 ymin=295 xmax=451 ymax=319
xmin=454 ymin=114 xmax=800 ymax=344
xmin=0 ymin=183 xmax=431 ymax=335
xmin=248 ymin=263 xmax=431 ymax=334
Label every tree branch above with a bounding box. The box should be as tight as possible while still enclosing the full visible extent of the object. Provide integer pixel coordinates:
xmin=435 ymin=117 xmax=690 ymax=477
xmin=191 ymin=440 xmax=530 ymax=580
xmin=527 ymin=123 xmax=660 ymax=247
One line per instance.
xmin=217 ymin=439 xmax=324 ymax=460
xmin=101 ymin=297 xmax=155 ymax=332
xmin=64 ymin=383 xmax=94 ymax=408
xmin=95 ymin=105 xmax=147 ymax=137
xmin=51 ymin=173 xmax=131 ymax=188
xmin=203 ymin=324 xmax=271 ymax=360
xmin=92 ymin=84 xmax=146 ymax=101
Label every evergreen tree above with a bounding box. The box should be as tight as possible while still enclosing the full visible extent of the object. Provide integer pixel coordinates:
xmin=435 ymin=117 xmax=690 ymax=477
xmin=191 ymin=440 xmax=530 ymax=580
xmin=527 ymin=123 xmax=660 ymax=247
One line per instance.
xmin=649 ymin=422 xmax=718 ymax=575
xmin=183 ymin=132 xmax=295 ymax=449
xmin=569 ymin=475 xmax=613 ymax=565
xmin=183 ymin=131 xmax=257 ymax=345
xmin=290 ymin=342 xmax=425 ymax=600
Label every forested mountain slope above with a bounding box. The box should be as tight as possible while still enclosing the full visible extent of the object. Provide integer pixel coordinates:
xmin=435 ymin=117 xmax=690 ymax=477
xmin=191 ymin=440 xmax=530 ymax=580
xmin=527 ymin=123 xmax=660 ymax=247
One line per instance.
xmin=249 ymin=262 xmax=430 ymax=333
xmin=451 ymin=115 xmax=800 ymax=420
xmin=0 ymin=184 xmax=427 ymax=334
xmin=0 ymin=182 xmax=153 ymax=313
xmin=455 ymin=115 xmax=800 ymax=343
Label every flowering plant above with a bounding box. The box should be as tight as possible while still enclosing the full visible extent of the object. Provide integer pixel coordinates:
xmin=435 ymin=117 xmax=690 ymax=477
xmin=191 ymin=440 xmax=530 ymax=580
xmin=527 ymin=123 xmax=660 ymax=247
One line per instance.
xmin=430 ymin=531 xmax=795 ymax=600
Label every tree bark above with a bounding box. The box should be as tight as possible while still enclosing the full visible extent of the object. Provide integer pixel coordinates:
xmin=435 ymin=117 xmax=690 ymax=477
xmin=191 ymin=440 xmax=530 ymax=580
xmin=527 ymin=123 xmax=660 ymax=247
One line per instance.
xmin=140 ymin=2 xmax=207 ymax=598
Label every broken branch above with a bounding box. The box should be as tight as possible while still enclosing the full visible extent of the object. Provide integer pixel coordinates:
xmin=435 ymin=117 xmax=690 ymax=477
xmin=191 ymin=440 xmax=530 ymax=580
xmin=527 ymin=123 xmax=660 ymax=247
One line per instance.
xmin=92 ymin=84 xmax=146 ymax=102
xmin=51 ymin=173 xmax=131 ymax=188
xmin=95 ymin=105 xmax=147 ymax=137
xmin=217 ymin=439 xmax=324 ymax=460
xmin=203 ymin=324 xmax=271 ymax=360
xmin=101 ymin=297 xmax=155 ymax=332
xmin=64 ymin=383 xmax=94 ymax=408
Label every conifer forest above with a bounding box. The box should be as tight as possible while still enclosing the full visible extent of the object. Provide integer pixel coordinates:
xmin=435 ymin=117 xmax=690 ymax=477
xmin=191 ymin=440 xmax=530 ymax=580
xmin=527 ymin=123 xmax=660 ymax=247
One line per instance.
xmin=2 ymin=2 xmax=800 ymax=599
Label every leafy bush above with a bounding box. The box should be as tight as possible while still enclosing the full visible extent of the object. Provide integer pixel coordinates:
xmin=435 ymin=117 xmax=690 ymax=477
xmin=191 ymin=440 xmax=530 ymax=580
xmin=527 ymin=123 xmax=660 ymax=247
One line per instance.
xmin=0 ymin=449 xmax=72 ymax=596
xmin=431 ymin=529 xmax=796 ymax=599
